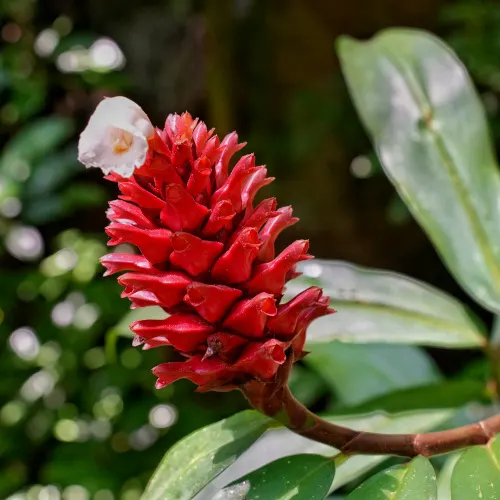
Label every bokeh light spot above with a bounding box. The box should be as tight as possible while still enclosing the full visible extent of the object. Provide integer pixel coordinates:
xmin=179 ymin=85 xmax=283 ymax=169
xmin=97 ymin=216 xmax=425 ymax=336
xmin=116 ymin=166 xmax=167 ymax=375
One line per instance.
xmin=148 ymin=404 xmax=177 ymax=429
xmin=1 ymin=400 xmax=26 ymax=425
xmin=62 ymin=485 xmax=89 ymax=500
xmin=34 ymin=29 xmax=60 ymax=57
xmin=129 ymin=425 xmax=158 ymax=450
xmin=1 ymin=197 xmax=22 ymax=218
xmin=9 ymin=327 xmax=40 ymax=361
xmin=6 ymin=226 xmax=44 ymax=261
xmin=350 ymin=155 xmax=373 ymax=178
xmin=21 ymin=371 xmax=56 ymax=402
xmin=54 ymin=419 xmax=79 ymax=442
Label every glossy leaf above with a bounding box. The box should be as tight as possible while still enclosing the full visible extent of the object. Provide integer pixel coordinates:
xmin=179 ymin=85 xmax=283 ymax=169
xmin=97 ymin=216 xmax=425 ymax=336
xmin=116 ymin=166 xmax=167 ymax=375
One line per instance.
xmin=291 ymin=260 xmax=486 ymax=348
xmin=339 ymin=380 xmax=486 ymax=414
xmin=217 ymin=454 xmax=335 ymax=500
xmin=143 ymin=410 xmax=273 ymax=500
xmin=197 ymin=409 xmax=453 ymax=498
xmin=451 ymin=434 xmax=500 ymax=499
xmin=337 ymin=29 xmax=500 ymax=313
xmin=347 ymin=455 xmax=437 ymax=499
xmin=304 ymin=342 xmax=440 ymax=406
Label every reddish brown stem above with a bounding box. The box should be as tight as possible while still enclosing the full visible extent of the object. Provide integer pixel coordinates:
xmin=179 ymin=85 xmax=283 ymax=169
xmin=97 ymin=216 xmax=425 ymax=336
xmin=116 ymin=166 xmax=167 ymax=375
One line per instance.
xmin=242 ymin=358 xmax=500 ymax=458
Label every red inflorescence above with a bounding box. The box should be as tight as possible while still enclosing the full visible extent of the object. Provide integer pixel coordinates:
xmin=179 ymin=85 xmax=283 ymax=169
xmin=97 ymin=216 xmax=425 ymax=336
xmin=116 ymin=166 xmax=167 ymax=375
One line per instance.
xmin=101 ymin=113 xmax=333 ymax=391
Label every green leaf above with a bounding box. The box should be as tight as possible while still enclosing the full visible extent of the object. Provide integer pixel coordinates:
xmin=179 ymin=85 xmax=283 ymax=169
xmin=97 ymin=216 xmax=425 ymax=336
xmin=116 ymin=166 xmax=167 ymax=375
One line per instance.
xmin=337 ymin=29 xmax=500 ymax=313
xmin=0 ymin=116 xmax=74 ymax=173
xmin=142 ymin=410 xmax=273 ymax=500
xmin=304 ymin=342 xmax=440 ymax=406
xmin=338 ymin=380 xmax=486 ymax=414
xmin=219 ymin=454 xmax=335 ymax=500
xmin=293 ymin=260 xmax=486 ymax=348
xmin=451 ymin=434 xmax=500 ymax=499
xmin=347 ymin=456 xmax=437 ymax=499
xmin=197 ymin=409 xmax=453 ymax=498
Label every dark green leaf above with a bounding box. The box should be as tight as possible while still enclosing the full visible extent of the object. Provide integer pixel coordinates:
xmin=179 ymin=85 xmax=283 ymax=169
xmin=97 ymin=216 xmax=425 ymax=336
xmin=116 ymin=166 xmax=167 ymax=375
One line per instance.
xmin=218 ymin=454 xmax=335 ymax=500
xmin=142 ymin=410 xmax=273 ymax=500
xmin=304 ymin=342 xmax=440 ymax=406
xmin=347 ymin=456 xmax=437 ymax=499
xmin=338 ymin=29 xmax=500 ymax=313
xmin=451 ymin=434 xmax=500 ymax=499
xmin=292 ymin=260 xmax=486 ymax=348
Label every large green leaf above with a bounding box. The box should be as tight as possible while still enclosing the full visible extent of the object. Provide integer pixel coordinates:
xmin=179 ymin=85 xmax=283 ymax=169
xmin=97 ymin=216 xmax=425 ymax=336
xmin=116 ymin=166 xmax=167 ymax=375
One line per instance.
xmin=339 ymin=380 xmax=486 ymax=414
xmin=197 ymin=409 xmax=453 ymax=498
xmin=216 ymin=454 xmax=335 ymax=500
xmin=304 ymin=342 xmax=440 ymax=406
xmin=347 ymin=456 xmax=437 ymax=499
xmin=337 ymin=29 xmax=500 ymax=313
xmin=451 ymin=434 xmax=500 ymax=499
xmin=142 ymin=410 xmax=273 ymax=500
xmin=291 ymin=260 xmax=486 ymax=348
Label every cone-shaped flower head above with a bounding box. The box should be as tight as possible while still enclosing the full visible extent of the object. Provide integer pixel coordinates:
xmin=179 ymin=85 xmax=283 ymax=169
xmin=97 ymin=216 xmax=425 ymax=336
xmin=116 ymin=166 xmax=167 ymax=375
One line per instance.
xmin=79 ymin=96 xmax=334 ymax=391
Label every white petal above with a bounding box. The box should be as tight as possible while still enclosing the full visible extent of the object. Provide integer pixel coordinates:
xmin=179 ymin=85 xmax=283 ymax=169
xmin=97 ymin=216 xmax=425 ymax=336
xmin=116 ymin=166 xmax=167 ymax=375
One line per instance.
xmin=78 ymin=96 xmax=154 ymax=177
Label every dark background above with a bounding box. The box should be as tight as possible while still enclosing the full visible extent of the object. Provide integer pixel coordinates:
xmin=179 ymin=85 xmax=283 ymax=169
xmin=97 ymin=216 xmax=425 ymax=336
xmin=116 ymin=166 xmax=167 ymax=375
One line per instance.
xmin=1 ymin=0 xmax=498 ymax=497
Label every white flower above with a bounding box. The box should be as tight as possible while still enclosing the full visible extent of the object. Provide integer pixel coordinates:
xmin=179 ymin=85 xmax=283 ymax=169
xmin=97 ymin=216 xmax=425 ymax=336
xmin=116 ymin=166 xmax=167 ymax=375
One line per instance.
xmin=78 ymin=96 xmax=155 ymax=177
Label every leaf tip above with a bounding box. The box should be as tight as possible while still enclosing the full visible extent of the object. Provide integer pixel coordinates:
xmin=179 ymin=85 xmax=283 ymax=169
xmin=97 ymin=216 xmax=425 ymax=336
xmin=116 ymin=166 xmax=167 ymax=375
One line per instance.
xmin=335 ymin=35 xmax=359 ymax=58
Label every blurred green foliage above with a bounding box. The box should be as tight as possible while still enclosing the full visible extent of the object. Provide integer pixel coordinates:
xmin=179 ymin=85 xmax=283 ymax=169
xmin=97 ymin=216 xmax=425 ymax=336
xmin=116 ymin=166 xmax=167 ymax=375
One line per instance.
xmin=1 ymin=0 xmax=499 ymax=498
xmin=0 ymin=1 xmax=247 ymax=498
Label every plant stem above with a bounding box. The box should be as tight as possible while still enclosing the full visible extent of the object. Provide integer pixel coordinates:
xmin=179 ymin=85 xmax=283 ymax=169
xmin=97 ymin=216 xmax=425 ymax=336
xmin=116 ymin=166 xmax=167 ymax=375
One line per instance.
xmin=242 ymin=357 xmax=500 ymax=458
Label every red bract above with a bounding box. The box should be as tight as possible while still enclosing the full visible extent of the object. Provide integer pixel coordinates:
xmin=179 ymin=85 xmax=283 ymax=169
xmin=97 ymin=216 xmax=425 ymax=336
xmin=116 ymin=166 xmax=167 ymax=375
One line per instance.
xmin=99 ymin=112 xmax=333 ymax=391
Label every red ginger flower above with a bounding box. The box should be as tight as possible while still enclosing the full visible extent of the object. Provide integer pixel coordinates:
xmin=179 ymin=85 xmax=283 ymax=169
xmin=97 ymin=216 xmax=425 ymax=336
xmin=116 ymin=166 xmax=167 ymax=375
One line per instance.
xmin=79 ymin=97 xmax=333 ymax=392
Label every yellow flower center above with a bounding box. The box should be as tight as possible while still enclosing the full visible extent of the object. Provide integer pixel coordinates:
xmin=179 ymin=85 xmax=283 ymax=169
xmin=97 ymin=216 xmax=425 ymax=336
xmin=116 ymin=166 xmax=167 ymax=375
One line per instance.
xmin=110 ymin=128 xmax=134 ymax=154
